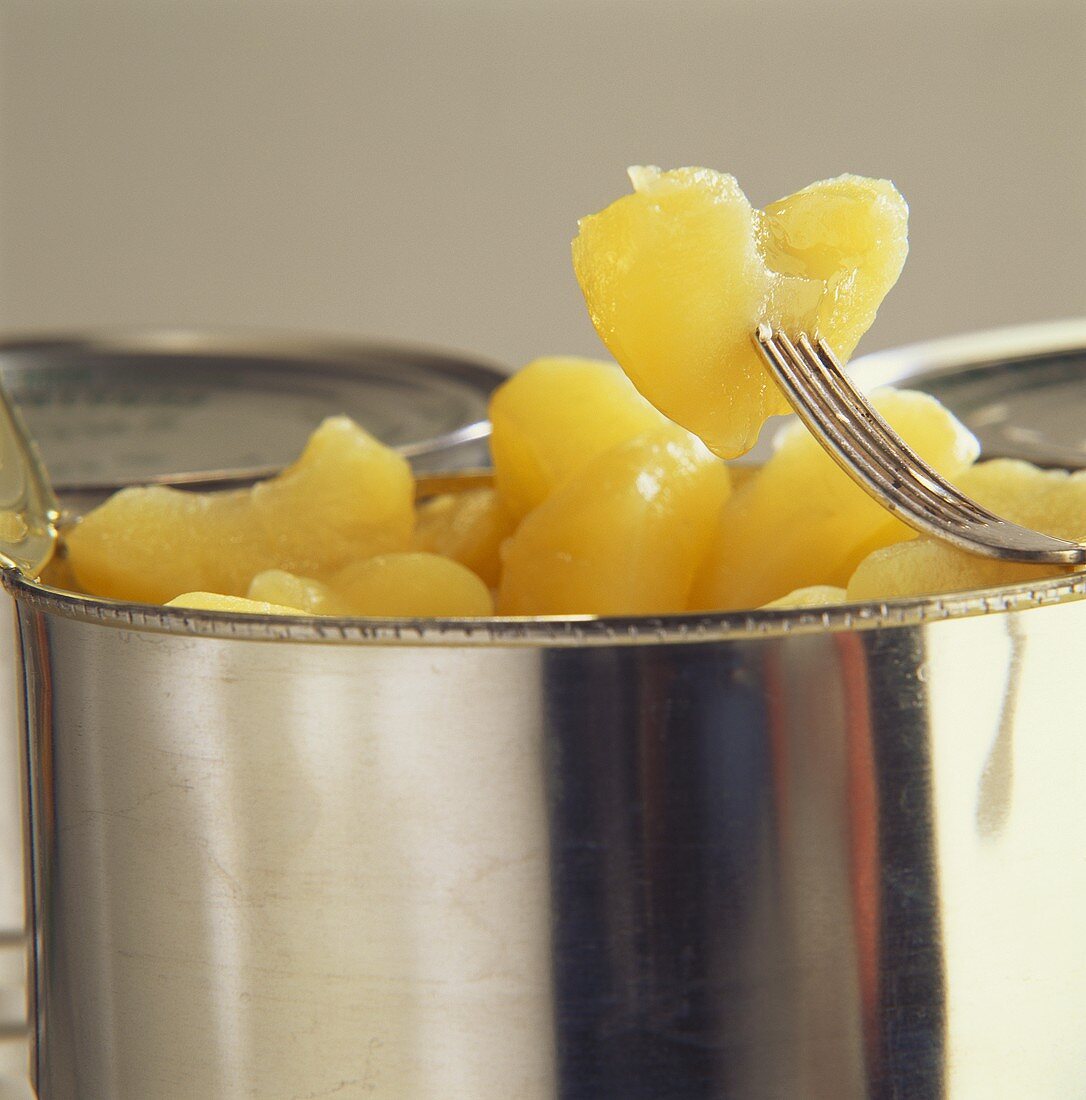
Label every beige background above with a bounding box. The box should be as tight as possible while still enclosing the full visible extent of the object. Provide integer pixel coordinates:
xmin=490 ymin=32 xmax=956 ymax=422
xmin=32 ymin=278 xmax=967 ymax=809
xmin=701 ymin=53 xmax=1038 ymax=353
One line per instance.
xmin=0 ymin=0 xmax=1084 ymax=373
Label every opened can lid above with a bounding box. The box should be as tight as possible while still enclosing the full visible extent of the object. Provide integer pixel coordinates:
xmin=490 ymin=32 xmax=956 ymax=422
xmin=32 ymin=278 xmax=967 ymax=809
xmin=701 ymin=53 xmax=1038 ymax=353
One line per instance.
xmin=853 ymin=319 xmax=1086 ymax=469
xmin=0 ymin=330 xmax=507 ymax=495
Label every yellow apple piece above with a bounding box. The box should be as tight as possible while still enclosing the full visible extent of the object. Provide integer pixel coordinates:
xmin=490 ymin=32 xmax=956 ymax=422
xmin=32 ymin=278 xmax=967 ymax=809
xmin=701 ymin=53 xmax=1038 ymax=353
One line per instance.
xmin=165 ymin=593 xmax=305 ymax=615
xmin=245 ymin=570 xmax=329 ymax=613
xmin=65 ymin=416 xmax=415 ymax=605
xmin=248 ymin=552 xmax=494 ymax=617
xmin=498 ymin=426 xmax=731 ymax=616
xmin=573 ymin=166 xmax=908 ymax=457
xmin=412 ymin=487 xmax=516 ymax=588
xmin=488 ymin=355 xmax=675 ymax=518
xmin=847 ymin=460 xmax=1086 ymax=601
xmin=761 ymin=586 xmax=848 ymax=610
xmin=690 ymin=388 xmax=979 ymax=610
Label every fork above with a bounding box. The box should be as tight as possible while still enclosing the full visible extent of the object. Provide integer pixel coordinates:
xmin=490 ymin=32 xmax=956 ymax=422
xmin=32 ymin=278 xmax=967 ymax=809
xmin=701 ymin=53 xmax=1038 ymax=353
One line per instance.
xmin=753 ymin=324 xmax=1086 ymax=565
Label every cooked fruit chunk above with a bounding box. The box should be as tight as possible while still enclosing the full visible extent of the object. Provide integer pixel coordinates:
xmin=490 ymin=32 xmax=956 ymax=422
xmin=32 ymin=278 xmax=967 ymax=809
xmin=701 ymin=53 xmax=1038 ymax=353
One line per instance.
xmin=165 ymin=593 xmax=305 ymax=615
xmin=847 ymin=460 xmax=1086 ymax=601
xmin=488 ymin=356 xmax=673 ymax=518
xmin=65 ymin=417 xmax=414 ymax=604
xmin=498 ymin=426 xmax=731 ymax=615
xmin=248 ymin=552 xmax=495 ymax=617
xmin=245 ymin=569 xmax=330 ymax=613
xmin=761 ymin=585 xmax=848 ymax=610
xmin=412 ymin=487 xmax=515 ymax=588
xmin=573 ymin=167 xmax=908 ymax=457
xmin=690 ymin=389 xmax=979 ymax=610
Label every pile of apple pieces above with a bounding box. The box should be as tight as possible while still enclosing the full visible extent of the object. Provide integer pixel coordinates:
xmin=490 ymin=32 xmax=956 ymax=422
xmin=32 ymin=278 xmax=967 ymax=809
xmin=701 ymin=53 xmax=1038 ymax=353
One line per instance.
xmin=63 ymin=168 xmax=1086 ymax=616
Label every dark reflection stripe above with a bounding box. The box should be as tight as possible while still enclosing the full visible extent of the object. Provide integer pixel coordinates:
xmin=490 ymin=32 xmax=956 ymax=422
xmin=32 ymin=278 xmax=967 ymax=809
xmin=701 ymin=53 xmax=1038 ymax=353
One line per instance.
xmin=863 ymin=626 xmax=946 ymax=1098
xmin=542 ymin=643 xmax=773 ymax=1099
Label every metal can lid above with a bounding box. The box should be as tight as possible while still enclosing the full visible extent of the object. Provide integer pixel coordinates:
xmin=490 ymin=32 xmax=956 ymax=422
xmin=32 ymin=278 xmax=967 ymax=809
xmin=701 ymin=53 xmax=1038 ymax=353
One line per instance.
xmin=0 ymin=330 xmax=507 ymax=494
xmin=854 ymin=319 xmax=1086 ymax=469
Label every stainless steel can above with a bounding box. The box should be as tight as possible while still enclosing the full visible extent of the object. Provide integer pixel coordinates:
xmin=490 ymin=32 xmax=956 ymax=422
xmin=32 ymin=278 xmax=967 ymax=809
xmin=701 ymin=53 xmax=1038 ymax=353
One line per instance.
xmin=0 ymin=330 xmax=505 ymax=1098
xmin=7 ymin=324 xmax=1086 ymax=1099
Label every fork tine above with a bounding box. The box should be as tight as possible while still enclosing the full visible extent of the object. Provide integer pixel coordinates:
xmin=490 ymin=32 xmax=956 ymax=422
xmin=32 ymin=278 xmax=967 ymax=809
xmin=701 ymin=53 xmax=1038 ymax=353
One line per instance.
xmin=794 ymin=333 xmax=993 ymax=527
xmin=759 ymin=326 xmax=974 ymax=528
xmin=754 ymin=324 xmax=1086 ymax=565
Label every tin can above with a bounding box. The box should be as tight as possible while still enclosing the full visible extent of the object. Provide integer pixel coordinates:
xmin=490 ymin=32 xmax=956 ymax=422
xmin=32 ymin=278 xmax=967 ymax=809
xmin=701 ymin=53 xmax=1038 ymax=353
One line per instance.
xmin=7 ymin=324 xmax=1086 ymax=1099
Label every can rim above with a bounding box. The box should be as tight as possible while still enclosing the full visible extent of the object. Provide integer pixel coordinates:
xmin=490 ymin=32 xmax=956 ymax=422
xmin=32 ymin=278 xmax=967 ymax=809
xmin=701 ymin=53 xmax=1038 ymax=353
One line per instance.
xmin=5 ymin=567 xmax=1084 ymax=647
xmin=851 ymin=317 xmax=1086 ymax=389
xmin=0 ymin=325 xmax=510 ymax=383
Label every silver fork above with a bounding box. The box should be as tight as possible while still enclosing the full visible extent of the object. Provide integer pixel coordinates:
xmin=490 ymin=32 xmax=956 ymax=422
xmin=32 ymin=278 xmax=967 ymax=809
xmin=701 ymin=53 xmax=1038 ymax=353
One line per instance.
xmin=754 ymin=324 xmax=1086 ymax=565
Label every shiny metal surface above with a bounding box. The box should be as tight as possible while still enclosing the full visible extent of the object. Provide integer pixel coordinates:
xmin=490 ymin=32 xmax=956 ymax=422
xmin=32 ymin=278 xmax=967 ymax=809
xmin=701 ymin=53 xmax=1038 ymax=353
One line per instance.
xmin=8 ymin=569 xmax=1086 ymax=1099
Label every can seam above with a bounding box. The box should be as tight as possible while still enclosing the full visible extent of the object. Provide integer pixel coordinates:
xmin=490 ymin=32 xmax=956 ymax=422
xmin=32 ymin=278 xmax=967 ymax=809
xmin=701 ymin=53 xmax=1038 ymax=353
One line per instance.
xmin=5 ymin=569 xmax=1086 ymax=647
